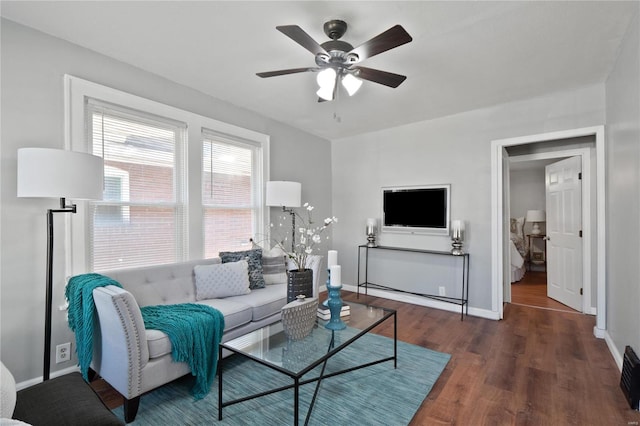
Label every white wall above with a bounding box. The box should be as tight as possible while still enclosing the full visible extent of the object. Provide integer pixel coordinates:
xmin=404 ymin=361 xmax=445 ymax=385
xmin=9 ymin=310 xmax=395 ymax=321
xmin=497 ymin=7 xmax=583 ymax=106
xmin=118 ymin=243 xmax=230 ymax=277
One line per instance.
xmin=605 ymin=8 xmax=640 ymax=359
xmin=510 ymin=167 xmax=547 ymax=236
xmin=0 ymin=19 xmax=332 ymax=383
xmin=332 ymin=84 xmax=605 ymax=315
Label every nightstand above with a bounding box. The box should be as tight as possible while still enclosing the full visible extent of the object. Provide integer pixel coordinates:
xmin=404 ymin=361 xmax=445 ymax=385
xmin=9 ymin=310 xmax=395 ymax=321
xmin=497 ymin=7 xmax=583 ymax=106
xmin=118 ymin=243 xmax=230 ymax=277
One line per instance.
xmin=527 ymin=234 xmax=546 ymax=271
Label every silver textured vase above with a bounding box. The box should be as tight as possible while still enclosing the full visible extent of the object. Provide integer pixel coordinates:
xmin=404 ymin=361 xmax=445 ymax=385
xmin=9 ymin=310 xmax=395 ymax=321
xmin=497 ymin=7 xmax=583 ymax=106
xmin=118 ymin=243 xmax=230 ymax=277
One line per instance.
xmin=281 ymin=296 xmax=318 ymax=340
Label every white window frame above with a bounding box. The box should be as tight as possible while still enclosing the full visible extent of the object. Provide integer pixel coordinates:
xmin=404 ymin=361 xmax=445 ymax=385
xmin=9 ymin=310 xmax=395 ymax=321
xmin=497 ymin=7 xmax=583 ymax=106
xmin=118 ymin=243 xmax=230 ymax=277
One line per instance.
xmin=65 ymin=75 xmax=270 ymax=275
xmin=201 ymin=129 xmax=265 ymax=255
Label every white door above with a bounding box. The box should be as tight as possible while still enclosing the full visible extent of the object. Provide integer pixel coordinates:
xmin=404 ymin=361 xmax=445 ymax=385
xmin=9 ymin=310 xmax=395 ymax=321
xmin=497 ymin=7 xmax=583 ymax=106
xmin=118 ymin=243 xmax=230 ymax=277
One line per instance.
xmin=545 ymin=156 xmax=582 ymax=311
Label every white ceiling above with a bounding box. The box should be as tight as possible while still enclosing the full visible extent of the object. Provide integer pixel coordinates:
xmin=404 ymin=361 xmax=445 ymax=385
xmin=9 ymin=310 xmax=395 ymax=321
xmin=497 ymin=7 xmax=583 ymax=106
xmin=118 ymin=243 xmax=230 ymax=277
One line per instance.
xmin=1 ymin=1 xmax=636 ymax=140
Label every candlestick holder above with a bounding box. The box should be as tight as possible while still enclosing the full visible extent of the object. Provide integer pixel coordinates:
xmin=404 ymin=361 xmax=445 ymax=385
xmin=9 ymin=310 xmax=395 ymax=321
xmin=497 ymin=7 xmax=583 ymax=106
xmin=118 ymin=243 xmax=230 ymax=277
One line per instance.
xmin=366 ymin=232 xmax=377 ymax=248
xmin=325 ymin=283 xmax=346 ymax=330
xmin=450 ymin=219 xmax=465 ymax=255
xmin=366 ymin=219 xmax=377 ymax=248
xmin=322 ymin=268 xmax=331 ymax=307
xmin=451 ymin=237 xmax=464 ymax=255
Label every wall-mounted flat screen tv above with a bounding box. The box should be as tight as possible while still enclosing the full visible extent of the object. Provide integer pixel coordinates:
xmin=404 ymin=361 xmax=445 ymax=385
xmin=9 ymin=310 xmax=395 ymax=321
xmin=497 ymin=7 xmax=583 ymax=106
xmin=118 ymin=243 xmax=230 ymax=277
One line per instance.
xmin=382 ymin=184 xmax=450 ymax=235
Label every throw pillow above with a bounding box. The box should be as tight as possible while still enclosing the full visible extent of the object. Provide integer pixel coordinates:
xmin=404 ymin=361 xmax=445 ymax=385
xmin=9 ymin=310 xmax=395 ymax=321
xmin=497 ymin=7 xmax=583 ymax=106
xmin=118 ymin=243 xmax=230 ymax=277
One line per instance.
xmin=262 ymin=246 xmax=287 ymax=285
xmin=194 ymin=260 xmax=251 ymax=300
xmin=219 ymin=248 xmax=265 ymax=289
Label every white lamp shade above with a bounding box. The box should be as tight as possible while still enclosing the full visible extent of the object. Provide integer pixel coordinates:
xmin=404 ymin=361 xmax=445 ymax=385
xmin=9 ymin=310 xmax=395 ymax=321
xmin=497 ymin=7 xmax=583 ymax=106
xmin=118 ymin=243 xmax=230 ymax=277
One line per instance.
xmin=17 ymin=148 xmax=104 ymax=200
xmin=265 ymin=181 xmax=301 ymax=207
xmin=525 ymin=210 xmax=546 ymax=223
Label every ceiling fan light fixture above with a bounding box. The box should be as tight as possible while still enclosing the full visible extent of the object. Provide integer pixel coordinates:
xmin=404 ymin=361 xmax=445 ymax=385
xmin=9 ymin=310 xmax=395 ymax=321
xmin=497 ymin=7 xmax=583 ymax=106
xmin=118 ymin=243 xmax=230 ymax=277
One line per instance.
xmin=316 ymin=68 xmax=337 ymax=100
xmin=342 ymin=73 xmax=363 ymax=96
xmin=316 ymin=86 xmax=334 ymax=101
xmin=258 ymin=21 xmax=412 ymax=101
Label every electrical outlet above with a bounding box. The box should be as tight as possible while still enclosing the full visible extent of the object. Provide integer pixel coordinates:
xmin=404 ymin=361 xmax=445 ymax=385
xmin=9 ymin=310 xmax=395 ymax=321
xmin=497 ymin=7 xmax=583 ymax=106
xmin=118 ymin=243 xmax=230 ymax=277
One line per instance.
xmin=56 ymin=342 xmax=71 ymax=363
xmin=438 ymin=286 xmax=446 ymax=296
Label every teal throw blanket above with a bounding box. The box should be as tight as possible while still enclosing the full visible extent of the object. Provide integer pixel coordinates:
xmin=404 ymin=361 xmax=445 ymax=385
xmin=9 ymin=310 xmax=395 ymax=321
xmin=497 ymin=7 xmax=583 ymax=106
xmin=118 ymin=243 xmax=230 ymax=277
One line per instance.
xmin=141 ymin=304 xmax=225 ymax=400
xmin=65 ymin=273 xmax=122 ymax=381
xmin=66 ymin=273 xmax=224 ymax=398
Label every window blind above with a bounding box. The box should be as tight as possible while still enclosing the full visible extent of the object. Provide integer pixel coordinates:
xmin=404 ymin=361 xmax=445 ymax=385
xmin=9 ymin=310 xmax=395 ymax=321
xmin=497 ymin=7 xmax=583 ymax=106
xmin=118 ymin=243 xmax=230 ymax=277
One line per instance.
xmin=87 ymin=99 xmax=187 ymax=271
xmin=202 ymin=131 xmax=257 ymax=257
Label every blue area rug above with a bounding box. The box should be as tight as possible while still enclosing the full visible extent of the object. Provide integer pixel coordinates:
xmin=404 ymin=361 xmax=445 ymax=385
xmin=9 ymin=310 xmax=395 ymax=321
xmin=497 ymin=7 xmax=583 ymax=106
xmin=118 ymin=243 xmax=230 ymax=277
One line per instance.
xmin=117 ymin=331 xmax=450 ymax=425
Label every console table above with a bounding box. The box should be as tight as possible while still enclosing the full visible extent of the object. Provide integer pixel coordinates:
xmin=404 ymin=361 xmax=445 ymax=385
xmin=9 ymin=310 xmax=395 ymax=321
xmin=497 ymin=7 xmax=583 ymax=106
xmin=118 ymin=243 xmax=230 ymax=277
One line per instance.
xmin=357 ymin=245 xmax=469 ymax=320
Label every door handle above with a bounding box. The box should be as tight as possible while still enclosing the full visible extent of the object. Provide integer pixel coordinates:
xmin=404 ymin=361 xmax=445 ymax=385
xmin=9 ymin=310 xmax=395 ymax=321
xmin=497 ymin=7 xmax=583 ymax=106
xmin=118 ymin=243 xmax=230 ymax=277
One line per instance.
xmin=543 ymin=236 xmax=550 ymax=241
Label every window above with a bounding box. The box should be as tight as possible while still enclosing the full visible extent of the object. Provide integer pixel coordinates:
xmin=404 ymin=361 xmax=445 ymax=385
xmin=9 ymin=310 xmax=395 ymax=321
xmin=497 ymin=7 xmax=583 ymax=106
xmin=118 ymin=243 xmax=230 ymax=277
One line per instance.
xmin=97 ymin=167 xmax=131 ymax=225
xmin=87 ymin=100 xmax=187 ymax=271
xmin=66 ymin=75 xmax=269 ymax=275
xmin=202 ymin=132 xmax=259 ymax=257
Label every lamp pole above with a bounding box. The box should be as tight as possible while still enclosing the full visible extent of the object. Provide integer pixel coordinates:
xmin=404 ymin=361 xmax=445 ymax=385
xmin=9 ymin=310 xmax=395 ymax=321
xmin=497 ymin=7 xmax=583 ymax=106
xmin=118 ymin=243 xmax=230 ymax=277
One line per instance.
xmin=43 ymin=198 xmax=77 ymax=381
xmin=282 ymin=206 xmax=296 ymax=253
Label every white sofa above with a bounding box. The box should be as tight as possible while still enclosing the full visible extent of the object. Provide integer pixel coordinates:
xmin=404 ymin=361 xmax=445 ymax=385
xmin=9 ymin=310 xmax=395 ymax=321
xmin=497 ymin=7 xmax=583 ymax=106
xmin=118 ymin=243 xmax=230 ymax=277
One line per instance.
xmin=91 ymin=256 xmax=322 ymax=423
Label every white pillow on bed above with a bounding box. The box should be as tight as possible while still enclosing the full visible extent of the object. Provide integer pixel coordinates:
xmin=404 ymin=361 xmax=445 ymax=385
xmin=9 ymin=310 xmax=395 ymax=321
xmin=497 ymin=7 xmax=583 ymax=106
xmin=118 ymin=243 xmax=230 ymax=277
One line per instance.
xmin=194 ymin=260 xmax=251 ymax=300
xmin=510 ymin=217 xmax=525 ymax=239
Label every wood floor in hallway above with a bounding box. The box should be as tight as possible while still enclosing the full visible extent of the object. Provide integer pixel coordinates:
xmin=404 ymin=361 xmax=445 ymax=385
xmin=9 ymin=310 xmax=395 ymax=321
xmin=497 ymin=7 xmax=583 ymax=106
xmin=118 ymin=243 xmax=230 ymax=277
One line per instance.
xmin=510 ymin=270 xmax=578 ymax=313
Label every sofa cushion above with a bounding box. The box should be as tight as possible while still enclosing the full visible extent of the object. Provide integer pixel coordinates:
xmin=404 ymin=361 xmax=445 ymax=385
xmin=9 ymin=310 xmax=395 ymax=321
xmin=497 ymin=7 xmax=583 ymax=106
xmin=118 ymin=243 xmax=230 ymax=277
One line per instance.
xmin=262 ymin=246 xmax=288 ymax=285
xmin=146 ymin=329 xmax=173 ymax=359
xmin=226 ymin=284 xmax=287 ymax=321
xmin=195 ymin=298 xmax=253 ymax=332
xmin=194 ymin=260 xmax=251 ymax=300
xmin=146 ymin=298 xmax=254 ymax=359
xmin=219 ymin=249 xmax=265 ymax=289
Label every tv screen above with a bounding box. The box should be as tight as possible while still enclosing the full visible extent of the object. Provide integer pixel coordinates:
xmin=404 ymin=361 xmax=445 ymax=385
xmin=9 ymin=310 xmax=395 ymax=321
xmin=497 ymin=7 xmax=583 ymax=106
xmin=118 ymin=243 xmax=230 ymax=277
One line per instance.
xmin=382 ymin=185 xmax=450 ymax=235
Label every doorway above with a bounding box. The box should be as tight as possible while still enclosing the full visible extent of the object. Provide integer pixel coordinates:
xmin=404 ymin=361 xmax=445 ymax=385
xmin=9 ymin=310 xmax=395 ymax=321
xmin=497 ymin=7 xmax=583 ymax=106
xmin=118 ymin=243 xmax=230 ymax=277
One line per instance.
xmin=508 ymin=154 xmax=585 ymax=312
xmin=490 ymin=126 xmax=607 ymax=337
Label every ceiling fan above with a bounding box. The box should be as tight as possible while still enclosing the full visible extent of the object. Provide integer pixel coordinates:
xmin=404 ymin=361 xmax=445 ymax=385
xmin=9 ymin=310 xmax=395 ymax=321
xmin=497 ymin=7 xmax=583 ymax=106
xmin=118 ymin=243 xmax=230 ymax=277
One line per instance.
xmin=256 ymin=20 xmax=412 ymax=101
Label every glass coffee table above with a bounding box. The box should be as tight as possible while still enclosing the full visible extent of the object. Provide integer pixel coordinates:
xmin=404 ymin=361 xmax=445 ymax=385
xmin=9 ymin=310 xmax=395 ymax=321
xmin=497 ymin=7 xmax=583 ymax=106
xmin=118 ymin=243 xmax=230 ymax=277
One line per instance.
xmin=218 ymin=301 xmax=397 ymax=426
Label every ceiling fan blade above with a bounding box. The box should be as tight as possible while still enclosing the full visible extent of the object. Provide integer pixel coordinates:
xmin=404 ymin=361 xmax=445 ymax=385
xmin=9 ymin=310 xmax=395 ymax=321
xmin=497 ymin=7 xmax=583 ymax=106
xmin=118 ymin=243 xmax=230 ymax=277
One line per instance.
xmin=353 ymin=67 xmax=407 ymax=88
xmin=348 ymin=25 xmax=412 ymax=62
xmin=256 ymin=67 xmax=319 ymax=78
xmin=276 ymin=25 xmax=328 ymax=56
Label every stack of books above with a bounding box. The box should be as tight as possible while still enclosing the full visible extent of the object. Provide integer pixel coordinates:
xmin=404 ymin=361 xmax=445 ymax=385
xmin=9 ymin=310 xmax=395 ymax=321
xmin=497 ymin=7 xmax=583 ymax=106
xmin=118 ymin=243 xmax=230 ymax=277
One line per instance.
xmin=317 ymin=302 xmax=350 ymax=320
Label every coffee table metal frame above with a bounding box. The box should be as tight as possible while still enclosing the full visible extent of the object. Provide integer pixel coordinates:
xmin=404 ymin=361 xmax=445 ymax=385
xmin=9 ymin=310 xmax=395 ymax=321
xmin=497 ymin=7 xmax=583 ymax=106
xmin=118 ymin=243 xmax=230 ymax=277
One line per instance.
xmin=218 ymin=303 xmax=397 ymax=426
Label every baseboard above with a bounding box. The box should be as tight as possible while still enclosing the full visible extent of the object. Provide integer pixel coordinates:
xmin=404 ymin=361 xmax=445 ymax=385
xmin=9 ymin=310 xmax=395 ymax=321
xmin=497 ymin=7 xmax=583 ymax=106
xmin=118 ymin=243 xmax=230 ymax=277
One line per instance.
xmin=602 ymin=329 xmax=624 ymax=371
xmin=341 ymin=284 xmax=499 ymax=320
xmin=15 ymin=365 xmax=80 ymax=391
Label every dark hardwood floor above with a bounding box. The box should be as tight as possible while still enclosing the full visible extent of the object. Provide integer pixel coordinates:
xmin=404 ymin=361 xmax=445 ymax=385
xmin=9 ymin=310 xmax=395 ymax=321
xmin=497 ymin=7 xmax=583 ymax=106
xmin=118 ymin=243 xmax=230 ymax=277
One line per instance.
xmin=93 ymin=291 xmax=640 ymax=425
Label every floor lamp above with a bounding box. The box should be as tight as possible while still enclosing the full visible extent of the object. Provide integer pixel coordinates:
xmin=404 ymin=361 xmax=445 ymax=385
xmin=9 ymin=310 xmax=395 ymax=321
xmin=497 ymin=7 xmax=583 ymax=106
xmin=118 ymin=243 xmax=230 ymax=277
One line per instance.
xmin=17 ymin=148 xmax=104 ymax=381
xmin=265 ymin=181 xmax=301 ymax=252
